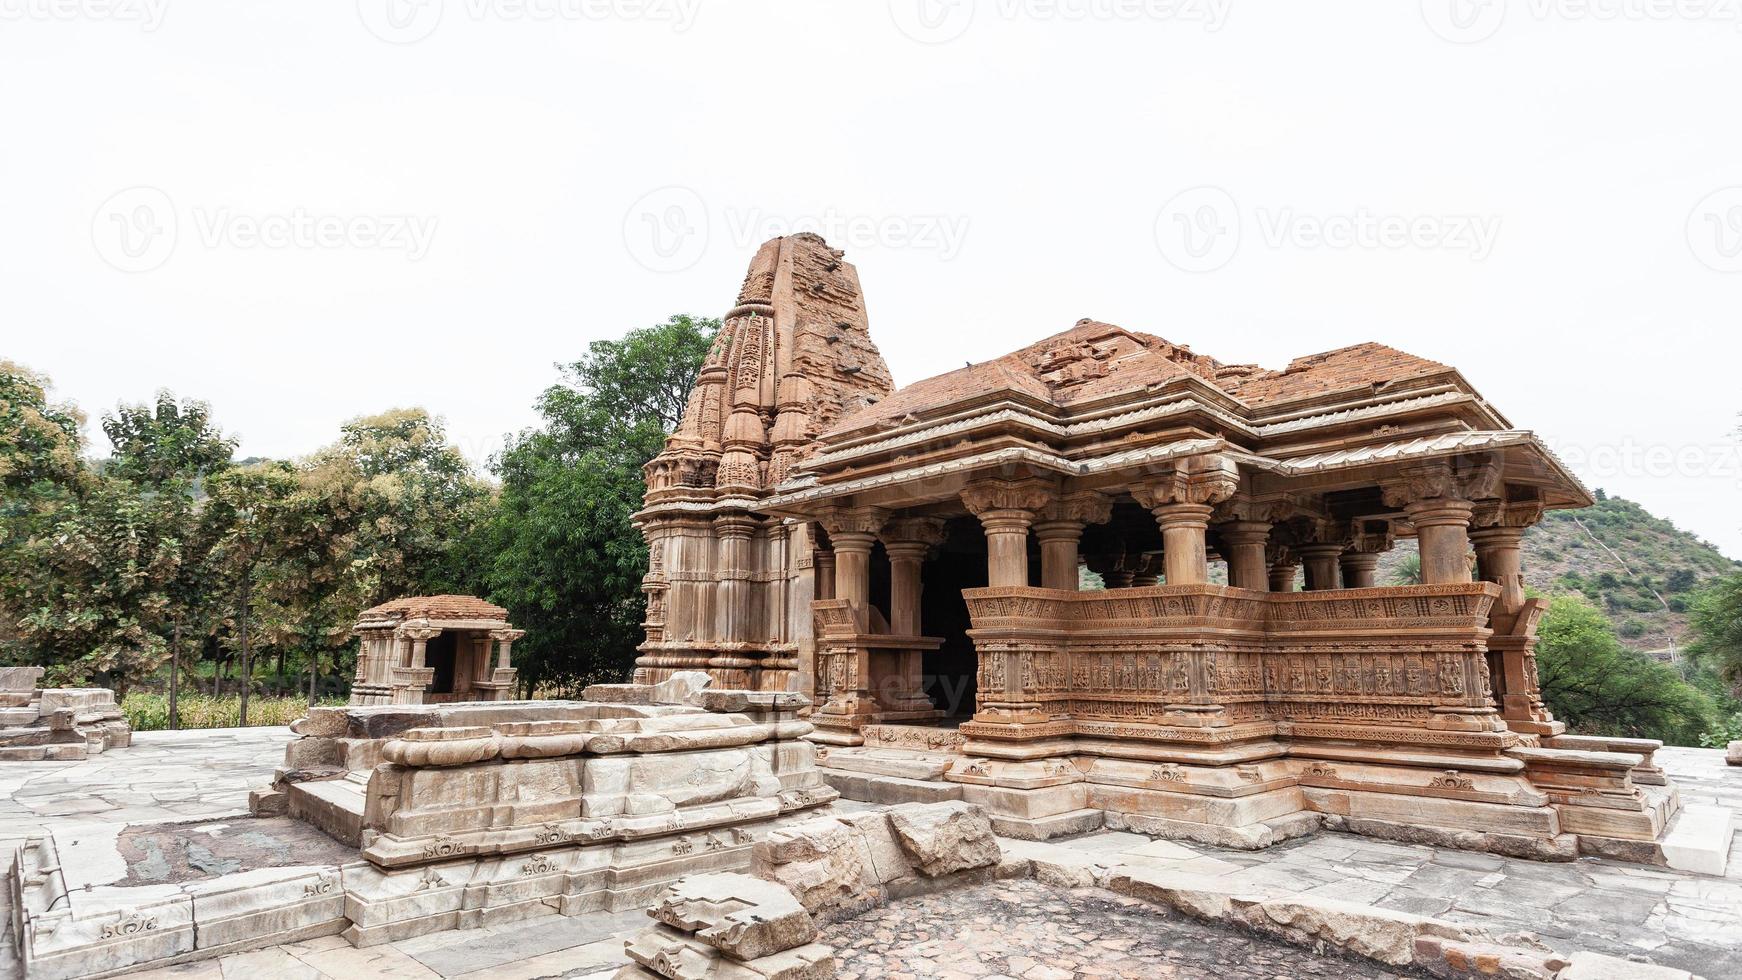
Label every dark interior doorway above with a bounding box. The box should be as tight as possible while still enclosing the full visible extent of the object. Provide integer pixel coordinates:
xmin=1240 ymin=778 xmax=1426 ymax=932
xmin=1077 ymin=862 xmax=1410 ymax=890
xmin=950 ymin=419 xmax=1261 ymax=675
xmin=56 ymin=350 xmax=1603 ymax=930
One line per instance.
xmin=426 ymin=631 xmax=457 ymax=695
xmin=919 ymin=516 xmax=991 ymax=719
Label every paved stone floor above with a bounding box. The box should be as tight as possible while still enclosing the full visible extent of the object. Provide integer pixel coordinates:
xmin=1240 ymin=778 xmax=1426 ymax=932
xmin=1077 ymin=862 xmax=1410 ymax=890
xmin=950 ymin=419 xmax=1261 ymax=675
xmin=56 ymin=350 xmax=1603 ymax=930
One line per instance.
xmin=825 ymin=879 xmax=1420 ymax=979
xmin=0 ymin=727 xmax=292 ymax=838
xmin=95 ymin=744 xmax=1742 ymax=979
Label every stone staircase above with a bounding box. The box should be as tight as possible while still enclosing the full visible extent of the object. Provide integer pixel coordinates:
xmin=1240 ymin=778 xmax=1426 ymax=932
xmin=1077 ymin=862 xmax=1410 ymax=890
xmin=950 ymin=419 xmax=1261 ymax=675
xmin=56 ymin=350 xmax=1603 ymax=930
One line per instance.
xmin=818 ymin=746 xmax=965 ymax=805
xmin=285 ymin=772 xmax=370 ymax=846
xmin=1660 ymin=803 xmax=1736 ymax=876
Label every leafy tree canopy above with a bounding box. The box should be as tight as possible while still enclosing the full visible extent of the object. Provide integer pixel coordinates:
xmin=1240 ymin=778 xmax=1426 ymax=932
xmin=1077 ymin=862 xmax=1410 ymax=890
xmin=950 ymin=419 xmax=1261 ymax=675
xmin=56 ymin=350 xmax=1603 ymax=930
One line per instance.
xmin=1536 ymin=592 xmax=1714 ymax=744
xmin=459 ymin=314 xmax=718 ymax=693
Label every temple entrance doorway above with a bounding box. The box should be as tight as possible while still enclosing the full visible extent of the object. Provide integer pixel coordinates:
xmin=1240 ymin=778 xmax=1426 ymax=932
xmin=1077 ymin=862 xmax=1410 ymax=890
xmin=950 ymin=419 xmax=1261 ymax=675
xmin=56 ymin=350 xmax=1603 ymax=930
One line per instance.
xmin=918 ymin=516 xmax=990 ymax=721
xmin=426 ymin=631 xmax=457 ymax=697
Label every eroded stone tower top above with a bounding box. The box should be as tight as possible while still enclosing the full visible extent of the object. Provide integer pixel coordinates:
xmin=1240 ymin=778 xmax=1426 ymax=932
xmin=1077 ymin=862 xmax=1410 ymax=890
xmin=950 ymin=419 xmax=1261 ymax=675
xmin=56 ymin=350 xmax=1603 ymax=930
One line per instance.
xmin=645 ymin=233 xmax=894 ymax=501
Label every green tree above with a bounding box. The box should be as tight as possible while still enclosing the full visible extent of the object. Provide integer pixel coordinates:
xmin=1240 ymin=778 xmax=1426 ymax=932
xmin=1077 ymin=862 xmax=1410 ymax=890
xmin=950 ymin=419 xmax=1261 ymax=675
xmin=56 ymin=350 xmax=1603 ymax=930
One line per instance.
xmin=0 ymin=362 xmax=90 ymax=660
xmin=1536 ymin=593 xmax=1714 ymax=744
xmin=10 ymin=481 xmax=183 ymax=693
xmin=104 ymin=392 xmax=237 ymax=719
xmin=459 ymin=314 xmax=718 ymax=693
xmin=201 ymin=462 xmax=297 ymax=719
xmin=1687 ymin=572 xmax=1742 ymax=694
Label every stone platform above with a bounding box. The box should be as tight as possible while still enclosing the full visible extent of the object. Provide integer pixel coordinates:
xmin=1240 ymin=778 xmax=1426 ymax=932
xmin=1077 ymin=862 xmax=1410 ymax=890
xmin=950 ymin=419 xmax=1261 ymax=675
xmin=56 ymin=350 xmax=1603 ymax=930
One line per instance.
xmin=816 ymin=722 xmax=1735 ymax=878
xmin=111 ymin=747 xmax=1741 ymax=980
xmin=1 ymin=679 xmax=841 ymax=978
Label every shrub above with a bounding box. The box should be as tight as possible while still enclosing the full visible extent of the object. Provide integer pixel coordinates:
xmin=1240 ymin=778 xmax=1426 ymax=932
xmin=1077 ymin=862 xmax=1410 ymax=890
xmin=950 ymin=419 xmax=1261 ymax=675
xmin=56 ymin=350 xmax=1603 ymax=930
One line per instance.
xmin=121 ymin=692 xmax=344 ymax=731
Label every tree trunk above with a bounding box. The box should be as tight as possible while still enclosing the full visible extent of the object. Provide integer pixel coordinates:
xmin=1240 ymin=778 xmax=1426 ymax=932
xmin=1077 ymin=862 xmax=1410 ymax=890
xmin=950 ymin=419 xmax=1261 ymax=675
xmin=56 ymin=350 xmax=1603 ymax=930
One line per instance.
xmin=239 ymin=572 xmax=252 ymax=727
xmin=169 ymin=617 xmax=181 ymax=731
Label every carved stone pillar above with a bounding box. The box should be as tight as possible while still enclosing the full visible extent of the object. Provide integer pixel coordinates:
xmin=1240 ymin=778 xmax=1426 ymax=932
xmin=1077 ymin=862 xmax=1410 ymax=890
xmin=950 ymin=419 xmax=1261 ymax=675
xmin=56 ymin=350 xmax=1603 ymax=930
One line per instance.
xmin=1217 ymin=522 xmax=1273 ymax=592
xmin=814 ymin=547 xmax=836 ymax=600
xmin=880 ymin=517 xmax=949 ymax=717
xmin=819 ymin=506 xmax=887 ymax=631
xmin=1340 ymin=521 xmax=1394 ymax=590
xmin=714 ymin=514 xmax=759 ymax=646
xmin=1384 ymin=459 xmax=1502 ymax=587
xmin=1128 ymin=553 xmax=1164 ymax=587
xmin=1033 ymin=491 xmax=1112 ymax=591
xmin=1297 ymin=543 xmax=1346 ymax=592
xmin=1131 ymin=456 xmax=1239 ymax=587
xmin=1339 ymin=552 xmax=1382 ymax=589
xmin=392 ymin=626 xmax=442 ymax=705
xmin=1267 ymin=549 xmax=1300 ymax=593
xmin=962 ymin=479 xmax=1054 ymax=588
xmin=1472 ymin=498 xmax=1558 ymax=732
xmin=1087 ymin=552 xmax=1136 ymax=589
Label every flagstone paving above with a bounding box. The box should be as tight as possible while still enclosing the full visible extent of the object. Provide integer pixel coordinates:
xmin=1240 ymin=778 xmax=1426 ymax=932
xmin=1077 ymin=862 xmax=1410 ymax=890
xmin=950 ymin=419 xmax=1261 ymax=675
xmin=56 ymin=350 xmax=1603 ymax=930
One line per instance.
xmin=825 ymin=878 xmax=1420 ymax=979
xmin=0 ymin=727 xmax=292 ymax=838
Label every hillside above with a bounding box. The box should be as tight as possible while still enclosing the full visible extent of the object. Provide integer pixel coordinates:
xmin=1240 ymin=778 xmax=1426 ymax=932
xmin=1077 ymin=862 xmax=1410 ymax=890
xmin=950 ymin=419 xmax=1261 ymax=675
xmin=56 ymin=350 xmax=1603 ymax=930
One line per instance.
xmin=1380 ymin=496 xmax=1739 ymax=656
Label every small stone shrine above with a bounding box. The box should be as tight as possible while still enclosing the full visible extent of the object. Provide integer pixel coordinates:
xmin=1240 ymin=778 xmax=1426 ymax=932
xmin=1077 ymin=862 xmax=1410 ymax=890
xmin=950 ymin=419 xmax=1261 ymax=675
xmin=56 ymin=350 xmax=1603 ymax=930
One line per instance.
xmin=349 ymin=595 xmax=523 ymax=706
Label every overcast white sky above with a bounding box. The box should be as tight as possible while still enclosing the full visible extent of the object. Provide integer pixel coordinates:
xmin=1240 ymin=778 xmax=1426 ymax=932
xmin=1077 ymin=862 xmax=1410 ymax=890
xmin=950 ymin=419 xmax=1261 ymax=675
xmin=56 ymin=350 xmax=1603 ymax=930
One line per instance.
xmin=3 ymin=1 xmax=1739 ymax=557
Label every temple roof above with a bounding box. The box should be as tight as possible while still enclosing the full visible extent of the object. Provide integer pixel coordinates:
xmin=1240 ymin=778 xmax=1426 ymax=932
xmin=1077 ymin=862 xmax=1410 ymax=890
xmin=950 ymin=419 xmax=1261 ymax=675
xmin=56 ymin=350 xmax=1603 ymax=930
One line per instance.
xmin=823 ymin=321 xmax=1456 ymax=438
xmin=358 ymin=595 xmax=508 ymax=623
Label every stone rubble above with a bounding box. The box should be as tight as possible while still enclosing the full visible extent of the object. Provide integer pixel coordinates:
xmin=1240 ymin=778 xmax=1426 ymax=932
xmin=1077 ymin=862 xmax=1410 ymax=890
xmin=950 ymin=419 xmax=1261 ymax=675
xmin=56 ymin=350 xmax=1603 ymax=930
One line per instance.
xmin=0 ymin=666 xmax=132 ymax=762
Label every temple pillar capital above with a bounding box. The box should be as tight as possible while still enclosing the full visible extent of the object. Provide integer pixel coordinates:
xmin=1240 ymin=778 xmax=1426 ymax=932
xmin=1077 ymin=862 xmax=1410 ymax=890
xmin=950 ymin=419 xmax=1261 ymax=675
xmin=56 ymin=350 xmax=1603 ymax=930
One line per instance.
xmin=880 ymin=517 xmax=949 ymax=558
xmin=817 ymin=505 xmax=889 ymax=541
xmin=963 ymin=479 xmax=1053 ymax=588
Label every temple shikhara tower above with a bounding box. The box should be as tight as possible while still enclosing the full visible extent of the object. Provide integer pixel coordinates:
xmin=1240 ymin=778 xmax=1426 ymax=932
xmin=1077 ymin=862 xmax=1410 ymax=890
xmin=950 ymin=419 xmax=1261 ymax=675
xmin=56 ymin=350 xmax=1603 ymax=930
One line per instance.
xmin=635 ymin=232 xmax=1685 ymax=862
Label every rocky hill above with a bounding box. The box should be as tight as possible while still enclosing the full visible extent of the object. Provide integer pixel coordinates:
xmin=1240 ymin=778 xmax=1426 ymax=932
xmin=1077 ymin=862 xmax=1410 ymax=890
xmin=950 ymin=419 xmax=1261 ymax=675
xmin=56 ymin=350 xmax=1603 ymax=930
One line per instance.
xmin=1380 ymin=496 xmax=1739 ymax=657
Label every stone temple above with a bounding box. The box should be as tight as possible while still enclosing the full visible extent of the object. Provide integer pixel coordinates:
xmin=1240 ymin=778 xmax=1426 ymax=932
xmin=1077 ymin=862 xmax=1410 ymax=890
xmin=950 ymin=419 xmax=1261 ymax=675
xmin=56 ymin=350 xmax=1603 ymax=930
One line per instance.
xmin=633 ymin=232 xmax=1691 ymax=863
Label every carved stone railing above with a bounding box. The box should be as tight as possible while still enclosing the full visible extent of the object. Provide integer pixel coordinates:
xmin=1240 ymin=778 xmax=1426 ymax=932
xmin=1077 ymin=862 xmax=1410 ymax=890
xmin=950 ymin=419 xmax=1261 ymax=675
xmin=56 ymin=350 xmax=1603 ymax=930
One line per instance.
xmin=810 ymin=599 xmax=944 ymax=745
xmin=961 ymin=583 xmax=1505 ymax=747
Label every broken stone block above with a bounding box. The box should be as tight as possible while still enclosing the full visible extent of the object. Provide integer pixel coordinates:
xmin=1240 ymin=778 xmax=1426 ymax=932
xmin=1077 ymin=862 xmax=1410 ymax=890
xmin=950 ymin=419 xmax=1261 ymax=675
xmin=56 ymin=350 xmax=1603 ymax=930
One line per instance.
xmin=1726 ymin=740 xmax=1741 ymax=767
xmin=753 ymin=816 xmax=876 ymax=914
xmin=248 ymin=787 xmax=288 ymax=816
xmin=886 ymin=801 xmax=1000 ymax=877
xmin=622 ymin=925 xmax=835 ymax=979
xmin=650 ymin=873 xmax=816 ymax=962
